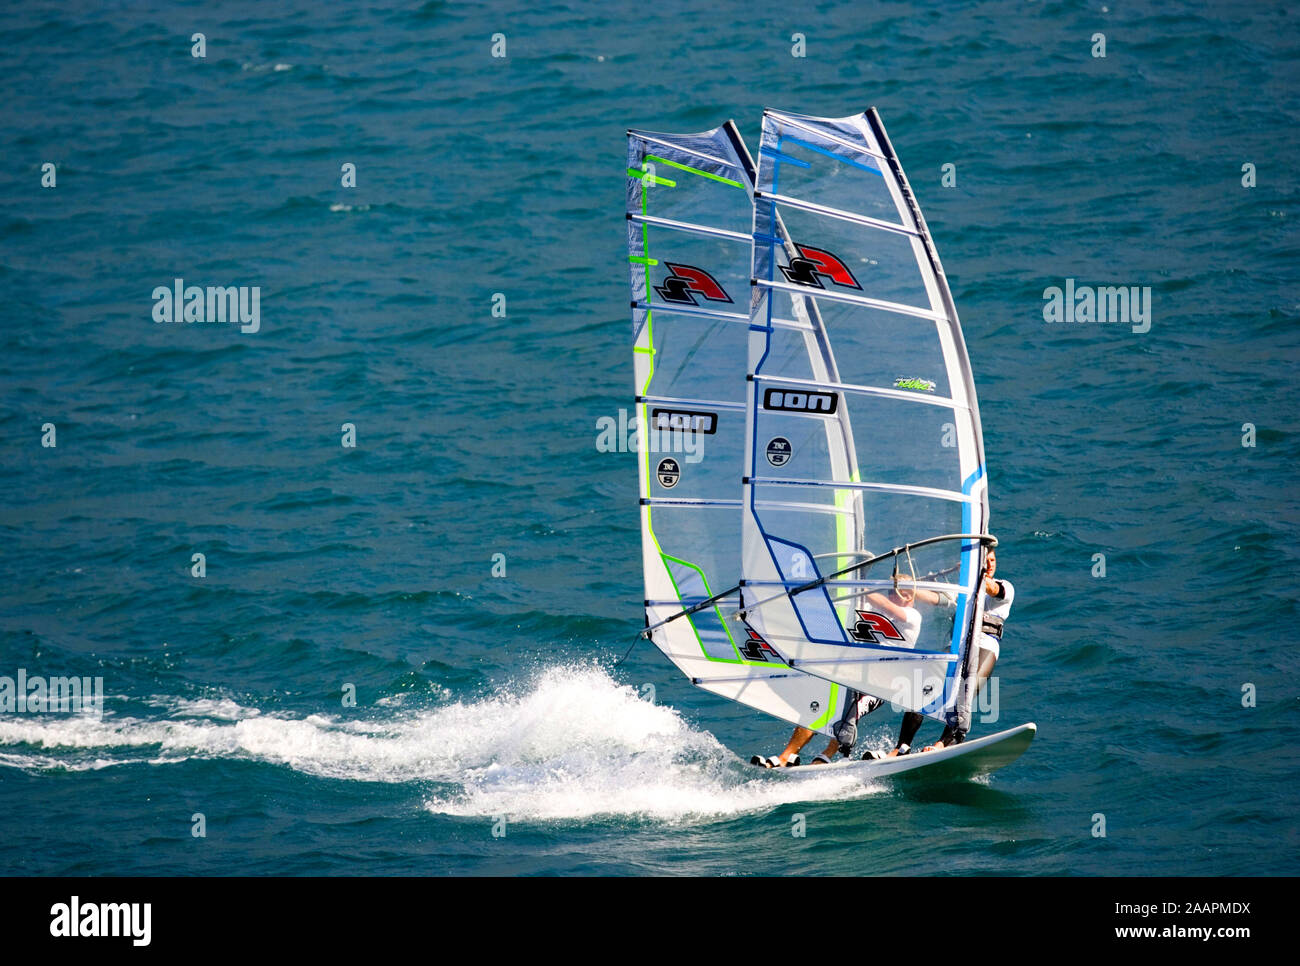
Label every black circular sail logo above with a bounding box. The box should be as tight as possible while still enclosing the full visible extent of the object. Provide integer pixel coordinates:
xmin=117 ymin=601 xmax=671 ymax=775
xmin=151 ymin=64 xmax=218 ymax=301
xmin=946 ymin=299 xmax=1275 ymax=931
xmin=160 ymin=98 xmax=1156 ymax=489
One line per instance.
xmin=766 ymin=437 xmax=792 ymax=467
xmin=657 ymin=458 xmax=680 ymax=488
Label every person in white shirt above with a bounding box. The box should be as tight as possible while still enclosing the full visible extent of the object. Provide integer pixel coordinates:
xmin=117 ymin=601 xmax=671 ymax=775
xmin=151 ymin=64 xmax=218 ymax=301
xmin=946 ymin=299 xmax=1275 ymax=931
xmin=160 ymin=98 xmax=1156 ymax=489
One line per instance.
xmin=752 ymin=575 xmax=946 ymax=767
xmin=870 ymin=548 xmax=1012 ymax=756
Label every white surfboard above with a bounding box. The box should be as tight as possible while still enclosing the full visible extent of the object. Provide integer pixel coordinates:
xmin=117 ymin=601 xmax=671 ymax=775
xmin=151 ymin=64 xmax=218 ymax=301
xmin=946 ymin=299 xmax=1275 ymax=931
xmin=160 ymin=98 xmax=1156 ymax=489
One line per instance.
xmin=757 ymin=722 xmax=1036 ymax=782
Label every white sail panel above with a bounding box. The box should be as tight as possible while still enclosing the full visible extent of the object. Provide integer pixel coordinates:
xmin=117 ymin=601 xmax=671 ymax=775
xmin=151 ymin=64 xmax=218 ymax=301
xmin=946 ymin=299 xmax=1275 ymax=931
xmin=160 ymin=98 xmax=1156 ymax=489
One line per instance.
xmin=628 ymin=121 xmax=853 ymax=736
xmin=741 ymin=109 xmax=992 ymax=727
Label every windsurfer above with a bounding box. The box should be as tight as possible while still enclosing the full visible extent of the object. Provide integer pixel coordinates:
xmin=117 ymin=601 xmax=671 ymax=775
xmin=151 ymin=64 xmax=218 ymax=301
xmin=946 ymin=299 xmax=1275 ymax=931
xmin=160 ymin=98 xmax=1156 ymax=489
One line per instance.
xmin=870 ymin=549 xmax=1012 ymax=757
xmin=752 ymin=576 xmax=947 ymax=767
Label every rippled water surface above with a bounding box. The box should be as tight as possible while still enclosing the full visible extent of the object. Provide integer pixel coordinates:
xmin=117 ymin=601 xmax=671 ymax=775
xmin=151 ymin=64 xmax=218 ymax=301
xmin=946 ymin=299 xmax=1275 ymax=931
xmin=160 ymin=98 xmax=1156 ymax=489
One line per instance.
xmin=0 ymin=1 xmax=1296 ymax=875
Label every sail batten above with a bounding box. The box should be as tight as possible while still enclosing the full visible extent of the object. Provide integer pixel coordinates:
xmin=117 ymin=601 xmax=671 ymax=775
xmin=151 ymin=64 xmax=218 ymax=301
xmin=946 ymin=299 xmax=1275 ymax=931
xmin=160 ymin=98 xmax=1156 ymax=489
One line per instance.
xmin=755 ymin=191 xmax=922 ymax=237
xmin=630 ymin=303 xmax=750 ymax=326
xmin=629 ymin=213 xmax=752 ymax=241
xmin=637 ymin=394 xmax=747 ymax=411
xmin=754 ymin=278 xmax=950 ymax=321
xmin=754 ymin=374 xmax=967 ymax=410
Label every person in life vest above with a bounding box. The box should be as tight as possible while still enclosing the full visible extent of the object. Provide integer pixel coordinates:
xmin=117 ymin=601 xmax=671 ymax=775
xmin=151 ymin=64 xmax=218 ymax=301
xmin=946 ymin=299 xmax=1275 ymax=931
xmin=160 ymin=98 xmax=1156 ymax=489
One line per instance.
xmin=867 ymin=548 xmax=1011 ymax=758
xmin=751 ymin=573 xmax=951 ymax=768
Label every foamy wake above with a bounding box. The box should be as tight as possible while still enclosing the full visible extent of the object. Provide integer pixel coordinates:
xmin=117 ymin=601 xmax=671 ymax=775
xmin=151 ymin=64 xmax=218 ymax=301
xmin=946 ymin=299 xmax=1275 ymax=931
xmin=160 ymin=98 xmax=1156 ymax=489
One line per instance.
xmin=0 ymin=664 xmax=878 ymax=822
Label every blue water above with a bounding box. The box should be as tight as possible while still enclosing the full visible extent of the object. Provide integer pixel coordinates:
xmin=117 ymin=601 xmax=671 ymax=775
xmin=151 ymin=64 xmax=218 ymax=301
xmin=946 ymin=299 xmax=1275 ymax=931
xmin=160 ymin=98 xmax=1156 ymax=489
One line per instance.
xmin=1 ymin=0 xmax=1297 ymax=875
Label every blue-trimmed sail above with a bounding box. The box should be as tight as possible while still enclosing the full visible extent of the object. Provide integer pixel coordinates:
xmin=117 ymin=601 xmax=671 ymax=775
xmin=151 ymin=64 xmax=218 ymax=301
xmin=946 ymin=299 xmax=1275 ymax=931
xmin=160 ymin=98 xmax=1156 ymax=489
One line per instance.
xmin=740 ymin=108 xmax=991 ymax=727
xmin=628 ymin=121 xmax=855 ymax=735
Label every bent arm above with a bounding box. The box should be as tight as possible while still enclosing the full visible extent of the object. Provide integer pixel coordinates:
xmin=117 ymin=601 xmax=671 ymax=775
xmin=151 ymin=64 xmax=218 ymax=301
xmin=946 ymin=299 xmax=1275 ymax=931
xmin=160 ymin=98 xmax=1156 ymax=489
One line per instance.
xmin=863 ymin=591 xmax=906 ymax=621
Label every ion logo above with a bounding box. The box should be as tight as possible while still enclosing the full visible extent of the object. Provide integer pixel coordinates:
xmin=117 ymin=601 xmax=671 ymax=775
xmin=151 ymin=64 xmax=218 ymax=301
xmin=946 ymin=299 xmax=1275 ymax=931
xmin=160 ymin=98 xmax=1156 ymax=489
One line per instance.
xmin=766 ymin=437 xmax=792 ymax=466
xmin=763 ymin=388 xmax=838 ymax=414
xmin=656 ymin=458 xmax=680 ymax=488
xmin=651 ymin=408 xmax=717 ymax=434
xmin=849 ymin=611 xmax=906 ymax=644
xmin=780 ymin=244 xmax=862 ymax=290
xmin=654 ymin=263 xmax=732 ymax=305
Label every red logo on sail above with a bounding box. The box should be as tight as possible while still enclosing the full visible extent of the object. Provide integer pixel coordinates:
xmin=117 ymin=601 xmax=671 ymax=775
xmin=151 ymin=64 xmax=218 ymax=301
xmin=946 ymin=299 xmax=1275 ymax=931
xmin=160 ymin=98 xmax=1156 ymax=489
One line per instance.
xmin=654 ymin=264 xmax=733 ymax=305
xmin=780 ymin=244 xmax=862 ymax=290
xmin=849 ymin=611 xmax=905 ymax=644
xmin=738 ymin=627 xmax=782 ymax=662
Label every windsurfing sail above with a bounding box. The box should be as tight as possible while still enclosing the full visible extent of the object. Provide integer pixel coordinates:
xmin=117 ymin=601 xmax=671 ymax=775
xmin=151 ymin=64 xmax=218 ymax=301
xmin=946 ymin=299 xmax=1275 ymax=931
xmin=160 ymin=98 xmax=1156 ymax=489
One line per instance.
xmin=628 ymin=121 xmax=858 ymax=736
xmin=740 ymin=108 xmax=993 ymax=729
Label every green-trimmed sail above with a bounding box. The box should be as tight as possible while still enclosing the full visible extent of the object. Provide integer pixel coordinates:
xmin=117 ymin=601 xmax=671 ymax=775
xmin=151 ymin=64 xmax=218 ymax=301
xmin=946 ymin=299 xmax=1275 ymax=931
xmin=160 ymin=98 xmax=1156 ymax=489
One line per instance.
xmin=628 ymin=121 xmax=852 ymax=736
